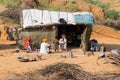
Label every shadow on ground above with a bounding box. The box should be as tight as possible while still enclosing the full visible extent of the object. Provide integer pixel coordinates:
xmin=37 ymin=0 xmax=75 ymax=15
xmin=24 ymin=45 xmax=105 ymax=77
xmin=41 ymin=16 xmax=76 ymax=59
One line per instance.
xmin=99 ymin=43 xmax=120 ymax=52
xmin=0 ymin=43 xmax=16 ymax=50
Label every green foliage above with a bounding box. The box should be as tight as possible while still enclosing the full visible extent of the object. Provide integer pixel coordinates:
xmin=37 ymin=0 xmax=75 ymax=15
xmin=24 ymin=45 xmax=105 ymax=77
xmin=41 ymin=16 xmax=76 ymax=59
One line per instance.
xmin=83 ymin=0 xmax=100 ymax=5
xmin=83 ymin=0 xmax=120 ymax=20
xmin=0 ymin=8 xmax=20 ymax=24
xmin=39 ymin=0 xmax=48 ymax=9
xmin=39 ymin=0 xmax=60 ymax=11
xmin=83 ymin=0 xmax=93 ymax=3
xmin=47 ymin=6 xmax=60 ymax=11
xmin=0 ymin=16 xmax=18 ymax=24
xmin=105 ymin=10 xmax=120 ymax=20
xmin=94 ymin=15 xmax=99 ymax=20
xmin=0 ymin=0 xmax=20 ymax=8
xmin=39 ymin=0 xmax=78 ymax=12
xmin=99 ymin=3 xmax=109 ymax=11
xmin=83 ymin=0 xmax=109 ymax=10
xmin=66 ymin=2 xmax=78 ymax=12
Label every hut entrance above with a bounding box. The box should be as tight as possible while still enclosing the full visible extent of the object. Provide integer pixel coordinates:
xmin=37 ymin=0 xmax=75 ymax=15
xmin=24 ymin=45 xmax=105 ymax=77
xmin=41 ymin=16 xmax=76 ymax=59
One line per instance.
xmin=57 ymin=25 xmax=85 ymax=48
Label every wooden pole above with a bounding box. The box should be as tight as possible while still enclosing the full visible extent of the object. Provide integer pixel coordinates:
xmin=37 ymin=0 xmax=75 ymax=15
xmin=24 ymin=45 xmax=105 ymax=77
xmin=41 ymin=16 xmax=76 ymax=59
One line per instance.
xmin=81 ymin=25 xmax=92 ymax=51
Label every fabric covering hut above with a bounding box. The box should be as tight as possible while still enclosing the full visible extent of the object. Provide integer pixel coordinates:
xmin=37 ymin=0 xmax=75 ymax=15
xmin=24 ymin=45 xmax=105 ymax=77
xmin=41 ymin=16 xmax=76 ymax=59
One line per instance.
xmin=19 ymin=9 xmax=94 ymax=51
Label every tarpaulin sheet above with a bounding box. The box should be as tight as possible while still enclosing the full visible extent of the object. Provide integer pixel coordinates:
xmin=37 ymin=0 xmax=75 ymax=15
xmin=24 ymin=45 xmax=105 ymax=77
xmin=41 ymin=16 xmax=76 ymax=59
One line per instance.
xmin=22 ymin=9 xmax=94 ymax=28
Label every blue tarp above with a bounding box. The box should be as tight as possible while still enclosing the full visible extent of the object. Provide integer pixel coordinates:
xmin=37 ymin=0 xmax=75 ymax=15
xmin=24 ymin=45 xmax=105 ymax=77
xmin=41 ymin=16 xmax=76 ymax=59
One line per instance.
xmin=74 ymin=13 xmax=94 ymax=25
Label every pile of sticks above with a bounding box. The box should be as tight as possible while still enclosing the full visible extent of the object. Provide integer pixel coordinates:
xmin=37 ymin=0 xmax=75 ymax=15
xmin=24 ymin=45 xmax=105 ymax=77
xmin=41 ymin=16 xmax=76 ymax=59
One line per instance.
xmin=39 ymin=63 xmax=101 ymax=80
xmin=106 ymin=54 xmax=120 ymax=65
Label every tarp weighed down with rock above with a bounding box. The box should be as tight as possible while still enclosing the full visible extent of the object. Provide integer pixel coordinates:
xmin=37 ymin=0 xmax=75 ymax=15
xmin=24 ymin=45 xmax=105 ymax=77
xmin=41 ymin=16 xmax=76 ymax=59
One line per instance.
xmin=22 ymin=9 xmax=94 ymax=28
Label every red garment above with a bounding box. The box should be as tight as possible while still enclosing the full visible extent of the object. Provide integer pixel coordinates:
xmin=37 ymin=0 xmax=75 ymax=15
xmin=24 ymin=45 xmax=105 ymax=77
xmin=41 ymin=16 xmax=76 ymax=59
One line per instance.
xmin=24 ymin=37 xmax=31 ymax=49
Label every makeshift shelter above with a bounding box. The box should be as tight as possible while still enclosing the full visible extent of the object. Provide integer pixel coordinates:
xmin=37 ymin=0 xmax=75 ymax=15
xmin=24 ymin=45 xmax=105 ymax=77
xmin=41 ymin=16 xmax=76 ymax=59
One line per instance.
xmin=19 ymin=9 xmax=94 ymax=51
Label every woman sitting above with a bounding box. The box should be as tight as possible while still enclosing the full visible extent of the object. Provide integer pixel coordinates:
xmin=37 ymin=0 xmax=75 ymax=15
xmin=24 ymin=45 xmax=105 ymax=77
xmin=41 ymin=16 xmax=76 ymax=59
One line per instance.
xmin=24 ymin=36 xmax=32 ymax=53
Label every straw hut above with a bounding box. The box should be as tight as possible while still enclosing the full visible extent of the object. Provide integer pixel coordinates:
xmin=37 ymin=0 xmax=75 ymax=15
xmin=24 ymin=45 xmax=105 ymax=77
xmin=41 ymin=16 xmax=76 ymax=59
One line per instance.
xmin=18 ymin=9 xmax=94 ymax=51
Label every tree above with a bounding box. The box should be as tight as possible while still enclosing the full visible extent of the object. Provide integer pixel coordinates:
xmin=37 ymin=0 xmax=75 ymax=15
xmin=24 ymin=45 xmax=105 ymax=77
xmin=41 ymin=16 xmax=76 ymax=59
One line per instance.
xmin=81 ymin=25 xmax=92 ymax=51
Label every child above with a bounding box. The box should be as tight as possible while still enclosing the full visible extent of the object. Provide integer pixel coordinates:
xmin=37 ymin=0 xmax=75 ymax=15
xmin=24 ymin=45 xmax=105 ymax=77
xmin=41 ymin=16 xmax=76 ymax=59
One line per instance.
xmin=53 ymin=37 xmax=59 ymax=52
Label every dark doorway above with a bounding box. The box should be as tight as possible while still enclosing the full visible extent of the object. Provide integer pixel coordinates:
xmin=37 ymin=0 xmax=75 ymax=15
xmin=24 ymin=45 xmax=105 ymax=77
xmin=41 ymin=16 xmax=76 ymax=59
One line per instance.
xmin=57 ymin=24 xmax=85 ymax=47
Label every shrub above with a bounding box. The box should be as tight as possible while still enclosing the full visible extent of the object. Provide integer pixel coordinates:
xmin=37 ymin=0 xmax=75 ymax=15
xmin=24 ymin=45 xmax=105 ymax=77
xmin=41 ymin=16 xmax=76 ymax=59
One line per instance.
xmin=99 ymin=3 xmax=109 ymax=11
xmin=0 ymin=0 xmax=20 ymax=8
xmin=47 ymin=6 xmax=60 ymax=11
xmin=94 ymin=15 xmax=100 ymax=20
xmin=105 ymin=9 xmax=120 ymax=20
xmin=66 ymin=2 xmax=78 ymax=12
xmin=0 ymin=8 xmax=21 ymax=24
xmin=83 ymin=0 xmax=100 ymax=5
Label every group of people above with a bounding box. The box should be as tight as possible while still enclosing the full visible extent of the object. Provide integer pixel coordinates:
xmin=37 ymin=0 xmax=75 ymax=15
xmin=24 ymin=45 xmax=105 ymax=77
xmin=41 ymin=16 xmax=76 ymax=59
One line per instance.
xmin=23 ymin=34 xmax=67 ymax=54
xmin=40 ymin=34 xmax=67 ymax=54
xmin=20 ymin=33 xmax=108 ymax=60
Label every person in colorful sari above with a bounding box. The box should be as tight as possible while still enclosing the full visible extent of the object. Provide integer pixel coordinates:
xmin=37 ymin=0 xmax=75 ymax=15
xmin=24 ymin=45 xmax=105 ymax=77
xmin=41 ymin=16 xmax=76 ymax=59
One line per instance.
xmin=24 ymin=36 xmax=32 ymax=53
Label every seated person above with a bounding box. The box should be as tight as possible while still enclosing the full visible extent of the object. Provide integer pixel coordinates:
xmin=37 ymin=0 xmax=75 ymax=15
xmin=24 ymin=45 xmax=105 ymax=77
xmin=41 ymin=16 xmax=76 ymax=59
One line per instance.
xmin=59 ymin=34 xmax=67 ymax=51
xmin=59 ymin=37 xmax=64 ymax=50
xmin=39 ymin=38 xmax=50 ymax=54
xmin=53 ymin=37 xmax=59 ymax=52
xmin=24 ymin=36 xmax=32 ymax=53
xmin=89 ymin=39 xmax=98 ymax=51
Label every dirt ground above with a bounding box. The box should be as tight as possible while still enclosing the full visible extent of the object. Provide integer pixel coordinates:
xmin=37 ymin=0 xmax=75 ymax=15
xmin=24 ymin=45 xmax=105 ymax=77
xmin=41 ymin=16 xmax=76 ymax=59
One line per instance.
xmin=0 ymin=26 xmax=120 ymax=80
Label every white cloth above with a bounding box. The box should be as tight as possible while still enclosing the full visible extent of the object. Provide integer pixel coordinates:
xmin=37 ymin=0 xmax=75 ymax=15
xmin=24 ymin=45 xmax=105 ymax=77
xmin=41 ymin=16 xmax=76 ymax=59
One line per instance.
xmin=59 ymin=38 xmax=64 ymax=44
xmin=22 ymin=9 xmax=76 ymax=28
xmin=99 ymin=52 xmax=105 ymax=58
xmin=59 ymin=38 xmax=67 ymax=50
xmin=40 ymin=42 xmax=50 ymax=54
xmin=63 ymin=38 xmax=67 ymax=50
xmin=111 ymin=49 xmax=120 ymax=55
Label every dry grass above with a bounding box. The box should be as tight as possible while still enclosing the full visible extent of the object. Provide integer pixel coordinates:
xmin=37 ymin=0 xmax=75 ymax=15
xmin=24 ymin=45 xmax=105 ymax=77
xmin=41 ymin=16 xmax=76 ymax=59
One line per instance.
xmin=99 ymin=0 xmax=120 ymax=12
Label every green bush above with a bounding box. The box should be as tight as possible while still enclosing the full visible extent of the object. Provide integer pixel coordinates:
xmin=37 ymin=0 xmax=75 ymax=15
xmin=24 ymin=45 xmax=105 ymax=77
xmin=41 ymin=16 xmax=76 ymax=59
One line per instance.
xmin=83 ymin=0 xmax=93 ymax=4
xmin=105 ymin=10 xmax=120 ymax=20
xmin=66 ymin=3 xmax=78 ymax=12
xmin=83 ymin=0 xmax=100 ymax=5
xmin=0 ymin=0 xmax=20 ymax=8
xmin=94 ymin=15 xmax=100 ymax=20
xmin=99 ymin=3 xmax=109 ymax=11
xmin=0 ymin=8 xmax=21 ymax=24
xmin=83 ymin=0 xmax=120 ymax=20
xmin=47 ymin=6 xmax=60 ymax=11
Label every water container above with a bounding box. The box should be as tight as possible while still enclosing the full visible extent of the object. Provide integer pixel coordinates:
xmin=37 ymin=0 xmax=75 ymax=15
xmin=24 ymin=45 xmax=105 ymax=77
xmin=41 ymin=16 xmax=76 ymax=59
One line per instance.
xmin=68 ymin=51 xmax=73 ymax=58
